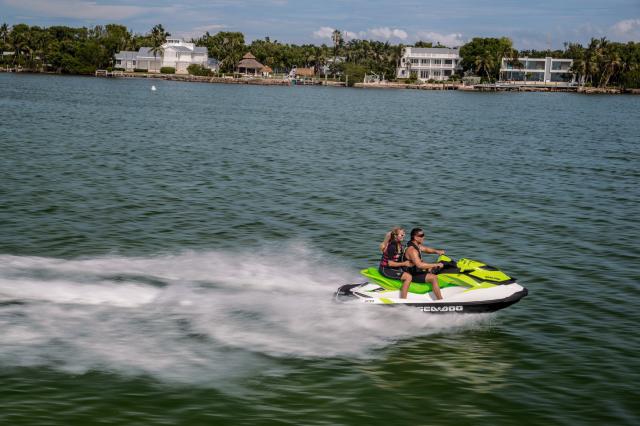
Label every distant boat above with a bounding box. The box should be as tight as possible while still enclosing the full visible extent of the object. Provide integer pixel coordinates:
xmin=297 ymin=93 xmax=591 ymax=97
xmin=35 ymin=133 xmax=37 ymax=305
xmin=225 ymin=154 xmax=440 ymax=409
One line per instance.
xmin=151 ymin=85 xmax=157 ymax=91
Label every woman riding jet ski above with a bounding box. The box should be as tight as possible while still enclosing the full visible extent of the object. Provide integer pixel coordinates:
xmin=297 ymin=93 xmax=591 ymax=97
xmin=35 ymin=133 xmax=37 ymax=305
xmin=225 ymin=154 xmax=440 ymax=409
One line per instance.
xmin=335 ymin=228 xmax=528 ymax=313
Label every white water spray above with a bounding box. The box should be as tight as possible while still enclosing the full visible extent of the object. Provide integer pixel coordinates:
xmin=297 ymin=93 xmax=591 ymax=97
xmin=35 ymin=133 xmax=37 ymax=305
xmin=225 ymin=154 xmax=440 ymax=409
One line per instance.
xmin=0 ymin=244 xmax=489 ymax=383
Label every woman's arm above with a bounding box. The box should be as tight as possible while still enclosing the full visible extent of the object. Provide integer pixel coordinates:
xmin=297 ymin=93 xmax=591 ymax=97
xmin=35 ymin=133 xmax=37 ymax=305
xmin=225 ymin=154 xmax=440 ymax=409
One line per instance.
xmin=387 ymin=259 xmax=411 ymax=268
xmin=379 ymin=231 xmax=391 ymax=253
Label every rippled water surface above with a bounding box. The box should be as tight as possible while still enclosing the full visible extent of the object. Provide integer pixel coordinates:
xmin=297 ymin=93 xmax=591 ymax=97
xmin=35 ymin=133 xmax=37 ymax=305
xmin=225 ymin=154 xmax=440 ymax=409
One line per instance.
xmin=1 ymin=73 xmax=639 ymax=425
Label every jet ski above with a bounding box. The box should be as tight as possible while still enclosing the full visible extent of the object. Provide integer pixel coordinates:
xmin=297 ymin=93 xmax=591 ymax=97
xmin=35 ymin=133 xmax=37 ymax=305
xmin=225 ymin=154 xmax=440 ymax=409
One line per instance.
xmin=335 ymin=255 xmax=527 ymax=313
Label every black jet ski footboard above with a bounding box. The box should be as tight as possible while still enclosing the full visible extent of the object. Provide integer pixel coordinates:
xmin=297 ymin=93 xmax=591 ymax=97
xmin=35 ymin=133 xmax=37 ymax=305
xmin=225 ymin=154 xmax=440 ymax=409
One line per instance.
xmin=334 ymin=283 xmax=365 ymax=301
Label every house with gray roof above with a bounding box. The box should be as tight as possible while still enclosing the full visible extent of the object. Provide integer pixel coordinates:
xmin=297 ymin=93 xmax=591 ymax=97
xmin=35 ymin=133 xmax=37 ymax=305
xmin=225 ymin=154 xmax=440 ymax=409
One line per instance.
xmin=397 ymin=47 xmax=462 ymax=81
xmin=115 ymin=38 xmax=217 ymax=74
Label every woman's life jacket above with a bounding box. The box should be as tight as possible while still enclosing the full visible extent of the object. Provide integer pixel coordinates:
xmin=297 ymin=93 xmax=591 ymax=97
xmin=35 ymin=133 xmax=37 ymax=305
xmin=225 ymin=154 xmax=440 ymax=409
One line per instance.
xmin=379 ymin=241 xmax=404 ymax=268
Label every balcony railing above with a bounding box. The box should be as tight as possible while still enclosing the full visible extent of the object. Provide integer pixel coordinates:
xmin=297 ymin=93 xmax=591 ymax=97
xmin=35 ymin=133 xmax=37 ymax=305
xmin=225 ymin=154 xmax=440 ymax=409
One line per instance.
xmin=406 ymin=53 xmax=459 ymax=58
xmin=412 ymin=64 xmax=456 ymax=69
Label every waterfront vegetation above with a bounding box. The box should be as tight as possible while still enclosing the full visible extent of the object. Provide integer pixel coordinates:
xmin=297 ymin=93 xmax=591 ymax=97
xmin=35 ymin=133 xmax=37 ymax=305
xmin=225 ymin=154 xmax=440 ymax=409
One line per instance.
xmin=1 ymin=22 xmax=639 ymax=88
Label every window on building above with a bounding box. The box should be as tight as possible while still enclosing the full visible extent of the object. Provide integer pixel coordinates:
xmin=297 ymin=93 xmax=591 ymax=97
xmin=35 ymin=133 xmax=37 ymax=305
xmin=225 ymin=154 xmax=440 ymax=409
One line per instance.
xmin=552 ymin=61 xmax=571 ymax=71
xmin=421 ymin=59 xmax=429 ymax=65
xmin=433 ymin=59 xmax=442 ymax=65
xmin=526 ymin=60 xmax=545 ymax=70
xmin=420 ymin=70 xmax=429 ymax=79
xmin=551 ymin=72 xmax=573 ymax=82
xmin=444 ymin=70 xmax=452 ymax=76
xmin=411 ymin=59 xmax=419 ymax=64
xmin=445 ymin=59 xmax=452 ymax=65
xmin=526 ymin=72 xmax=544 ymax=81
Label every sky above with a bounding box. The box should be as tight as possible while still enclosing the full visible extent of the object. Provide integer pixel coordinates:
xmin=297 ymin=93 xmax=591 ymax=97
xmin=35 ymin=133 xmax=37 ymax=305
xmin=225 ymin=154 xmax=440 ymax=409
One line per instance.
xmin=2 ymin=0 xmax=639 ymax=49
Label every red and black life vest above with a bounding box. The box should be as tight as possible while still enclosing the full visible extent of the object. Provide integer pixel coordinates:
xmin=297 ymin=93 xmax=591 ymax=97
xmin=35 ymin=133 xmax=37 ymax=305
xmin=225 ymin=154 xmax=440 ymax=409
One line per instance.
xmin=379 ymin=241 xmax=404 ymax=268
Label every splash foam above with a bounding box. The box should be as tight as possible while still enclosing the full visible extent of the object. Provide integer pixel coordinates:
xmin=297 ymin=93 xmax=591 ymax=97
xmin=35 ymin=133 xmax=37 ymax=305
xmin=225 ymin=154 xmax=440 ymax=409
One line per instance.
xmin=0 ymin=245 xmax=490 ymax=384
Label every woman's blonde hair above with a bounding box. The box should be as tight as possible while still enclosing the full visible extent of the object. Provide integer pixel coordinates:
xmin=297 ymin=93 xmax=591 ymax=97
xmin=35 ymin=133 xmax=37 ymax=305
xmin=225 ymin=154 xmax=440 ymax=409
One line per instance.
xmin=389 ymin=227 xmax=405 ymax=241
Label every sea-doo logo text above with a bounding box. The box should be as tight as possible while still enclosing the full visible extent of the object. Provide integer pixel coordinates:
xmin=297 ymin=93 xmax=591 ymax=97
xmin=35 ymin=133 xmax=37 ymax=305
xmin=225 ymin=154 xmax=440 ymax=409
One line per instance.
xmin=420 ymin=306 xmax=463 ymax=312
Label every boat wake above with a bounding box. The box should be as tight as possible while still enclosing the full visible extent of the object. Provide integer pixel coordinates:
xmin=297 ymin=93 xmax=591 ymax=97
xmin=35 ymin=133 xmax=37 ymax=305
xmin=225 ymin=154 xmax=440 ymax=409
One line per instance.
xmin=0 ymin=244 xmax=491 ymax=384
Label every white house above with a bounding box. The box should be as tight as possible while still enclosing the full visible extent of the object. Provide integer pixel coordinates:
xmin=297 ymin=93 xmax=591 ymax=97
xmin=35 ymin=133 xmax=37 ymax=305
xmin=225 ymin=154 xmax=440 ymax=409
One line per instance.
xmin=115 ymin=38 xmax=217 ymax=74
xmin=397 ymin=47 xmax=462 ymax=81
xmin=499 ymin=57 xmax=574 ymax=83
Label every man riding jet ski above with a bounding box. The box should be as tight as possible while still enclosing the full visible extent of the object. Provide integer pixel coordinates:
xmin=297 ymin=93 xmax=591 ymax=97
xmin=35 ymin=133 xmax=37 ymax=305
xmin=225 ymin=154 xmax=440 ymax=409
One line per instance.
xmin=335 ymin=228 xmax=527 ymax=313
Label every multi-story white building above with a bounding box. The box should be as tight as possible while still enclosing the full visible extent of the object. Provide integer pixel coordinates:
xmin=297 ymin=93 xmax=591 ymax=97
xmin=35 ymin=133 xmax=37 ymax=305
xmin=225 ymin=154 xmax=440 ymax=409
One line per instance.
xmin=396 ymin=47 xmax=462 ymax=81
xmin=115 ymin=38 xmax=216 ymax=74
xmin=499 ymin=57 xmax=574 ymax=83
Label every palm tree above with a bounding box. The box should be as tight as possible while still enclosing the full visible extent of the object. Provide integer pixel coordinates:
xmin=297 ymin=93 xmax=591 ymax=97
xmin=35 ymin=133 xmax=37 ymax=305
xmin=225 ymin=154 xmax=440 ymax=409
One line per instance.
xmin=313 ymin=45 xmax=326 ymax=75
xmin=571 ymin=57 xmax=586 ymax=86
xmin=584 ymin=38 xmax=599 ymax=85
xmin=31 ymin=28 xmax=50 ymax=71
xmin=331 ymin=29 xmax=343 ymax=62
xmin=304 ymin=45 xmax=315 ymax=68
xmin=219 ymin=32 xmax=244 ymax=72
xmin=502 ymin=48 xmax=522 ymax=81
xmin=391 ymin=43 xmax=405 ymax=79
xmin=0 ymin=23 xmax=9 ymax=51
xmin=11 ymin=29 xmax=28 ymax=67
xmin=149 ymin=24 xmax=169 ymax=71
xmin=475 ymin=52 xmax=495 ymax=81
xmin=599 ymin=46 xmax=622 ymax=87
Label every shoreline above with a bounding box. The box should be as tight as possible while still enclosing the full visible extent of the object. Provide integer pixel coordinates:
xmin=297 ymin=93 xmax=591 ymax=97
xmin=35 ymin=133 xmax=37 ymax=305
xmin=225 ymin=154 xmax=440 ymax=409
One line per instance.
xmin=2 ymin=68 xmax=638 ymax=94
xmin=94 ymin=69 xmax=349 ymax=87
xmin=355 ymin=81 xmax=640 ymax=94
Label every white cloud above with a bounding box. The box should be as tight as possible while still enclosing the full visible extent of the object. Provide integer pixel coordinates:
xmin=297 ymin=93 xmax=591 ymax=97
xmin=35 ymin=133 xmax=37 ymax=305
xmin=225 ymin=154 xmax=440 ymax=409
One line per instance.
xmin=368 ymin=27 xmax=408 ymax=40
xmin=344 ymin=30 xmax=360 ymax=40
xmin=313 ymin=26 xmax=336 ymax=39
xmin=192 ymin=24 xmax=226 ymax=33
xmin=175 ymin=24 xmax=226 ymax=41
xmin=415 ymin=31 xmax=465 ymax=47
xmin=314 ymin=26 xmax=414 ymax=42
xmin=611 ymin=18 xmax=640 ymax=40
xmin=5 ymin=0 xmax=149 ymax=20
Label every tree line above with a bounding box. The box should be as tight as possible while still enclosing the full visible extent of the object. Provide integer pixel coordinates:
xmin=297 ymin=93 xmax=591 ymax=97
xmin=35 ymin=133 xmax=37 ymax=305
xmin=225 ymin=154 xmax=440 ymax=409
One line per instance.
xmin=459 ymin=36 xmax=640 ymax=88
xmin=1 ymin=23 xmax=639 ymax=87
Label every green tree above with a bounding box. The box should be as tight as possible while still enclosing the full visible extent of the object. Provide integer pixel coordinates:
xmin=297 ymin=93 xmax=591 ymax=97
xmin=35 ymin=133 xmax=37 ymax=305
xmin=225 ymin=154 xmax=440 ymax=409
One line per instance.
xmin=339 ymin=62 xmax=367 ymax=86
xmin=0 ymin=23 xmax=9 ymax=51
xmin=599 ymin=45 xmax=621 ymax=87
xmin=414 ymin=41 xmax=433 ymax=48
xmin=474 ymin=51 xmax=495 ymax=80
xmin=10 ymin=23 xmax=31 ymax=67
xmin=102 ymin=24 xmax=132 ymax=60
xmin=459 ymin=37 xmax=514 ymax=81
xmin=195 ymin=31 xmax=245 ymax=72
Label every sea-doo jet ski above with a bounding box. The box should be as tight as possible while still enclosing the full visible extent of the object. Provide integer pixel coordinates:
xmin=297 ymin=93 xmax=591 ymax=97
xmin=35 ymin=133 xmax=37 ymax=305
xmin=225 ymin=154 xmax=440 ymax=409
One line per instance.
xmin=335 ymin=255 xmax=527 ymax=313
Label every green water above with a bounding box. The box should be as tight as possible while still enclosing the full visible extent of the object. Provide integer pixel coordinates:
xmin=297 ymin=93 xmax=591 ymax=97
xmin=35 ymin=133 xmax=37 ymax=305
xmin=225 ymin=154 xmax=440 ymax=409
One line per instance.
xmin=1 ymin=73 xmax=639 ymax=425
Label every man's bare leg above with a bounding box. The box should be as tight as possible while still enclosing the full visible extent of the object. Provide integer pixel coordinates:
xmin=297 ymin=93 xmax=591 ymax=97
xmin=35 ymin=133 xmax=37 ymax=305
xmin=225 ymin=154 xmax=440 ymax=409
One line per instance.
xmin=427 ymin=273 xmax=443 ymax=300
xmin=400 ymin=272 xmax=412 ymax=299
